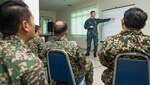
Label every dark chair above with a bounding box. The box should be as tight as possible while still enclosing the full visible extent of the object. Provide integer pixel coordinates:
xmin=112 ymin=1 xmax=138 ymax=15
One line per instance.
xmin=47 ymin=49 xmax=85 ymax=85
xmin=113 ymin=52 xmax=150 ymax=85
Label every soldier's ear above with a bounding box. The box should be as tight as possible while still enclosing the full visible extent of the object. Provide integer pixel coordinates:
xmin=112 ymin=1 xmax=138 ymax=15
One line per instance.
xmin=121 ymin=18 xmax=124 ymax=23
xmin=21 ymin=20 xmax=30 ymax=32
xmin=121 ymin=18 xmax=125 ymax=25
xmin=121 ymin=18 xmax=126 ymax=30
xmin=64 ymin=30 xmax=68 ymax=36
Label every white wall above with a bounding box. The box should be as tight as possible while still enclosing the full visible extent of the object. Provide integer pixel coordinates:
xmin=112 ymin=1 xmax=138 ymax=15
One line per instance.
xmin=23 ymin=0 xmax=39 ymax=25
xmin=40 ymin=10 xmax=56 ymax=22
xmin=98 ymin=0 xmax=150 ymax=35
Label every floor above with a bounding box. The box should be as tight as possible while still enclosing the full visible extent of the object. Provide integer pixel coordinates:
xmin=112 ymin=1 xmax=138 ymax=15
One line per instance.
xmin=86 ymin=52 xmax=106 ymax=85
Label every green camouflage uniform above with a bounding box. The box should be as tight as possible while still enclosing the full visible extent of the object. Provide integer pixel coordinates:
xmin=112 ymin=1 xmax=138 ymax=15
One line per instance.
xmin=98 ymin=30 xmax=150 ymax=85
xmin=40 ymin=37 xmax=93 ymax=85
xmin=0 ymin=35 xmax=48 ymax=85
xmin=27 ymin=36 xmax=45 ymax=58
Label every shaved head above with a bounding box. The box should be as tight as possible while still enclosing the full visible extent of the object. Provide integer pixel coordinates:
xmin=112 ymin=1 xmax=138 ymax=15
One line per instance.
xmin=54 ymin=21 xmax=68 ymax=36
xmin=55 ymin=21 xmax=64 ymax=27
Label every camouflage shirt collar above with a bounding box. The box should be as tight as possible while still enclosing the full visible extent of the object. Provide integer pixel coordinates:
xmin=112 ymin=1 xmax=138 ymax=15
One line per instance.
xmin=120 ymin=30 xmax=143 ymax=35
xmin=53 ymin=36 xmax=68 ymax=41
xmin=1 ymin=34 xmax=25 ymax=44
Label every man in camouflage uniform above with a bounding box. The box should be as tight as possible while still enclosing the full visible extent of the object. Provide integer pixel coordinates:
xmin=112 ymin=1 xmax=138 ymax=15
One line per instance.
xmin=27 ymin=25 xmax=45 ymax=58
xmin=40 ymin=21 xmax=93 ymax=85
xmin=98 ymin=7 xmax=150 ymax=85
xmin=0 ymin=1 xmax=48 ymax=85
xmin=84 ymin=11 xmax=114 ymax=57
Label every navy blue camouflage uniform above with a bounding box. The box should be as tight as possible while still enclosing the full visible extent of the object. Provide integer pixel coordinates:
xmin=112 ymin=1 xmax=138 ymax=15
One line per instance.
xmin=84 ymin=18 xmax=111 ymax=54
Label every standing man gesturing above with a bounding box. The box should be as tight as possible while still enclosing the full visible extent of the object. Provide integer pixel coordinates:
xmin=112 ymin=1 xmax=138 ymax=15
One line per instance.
xmin=84 ymin=11 xmax=114 ymax=57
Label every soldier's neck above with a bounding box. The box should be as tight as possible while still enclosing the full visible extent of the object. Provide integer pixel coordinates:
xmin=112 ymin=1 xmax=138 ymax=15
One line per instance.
xmin=90 ymin=17 xmax=95 ymax=19
xmin=123 ymin=26 xmax=137 ymax=31
xmin=55 ymin=36 xmax=66 ymax=40
xmin=16 ymin=33 xmax=28 ymax=43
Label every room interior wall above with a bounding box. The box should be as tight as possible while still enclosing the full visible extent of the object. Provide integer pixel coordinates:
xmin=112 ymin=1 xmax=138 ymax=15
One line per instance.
xmin=40 ymin=10 xmax=56 ymax=22
xmin=56 ymin=0 xmax=97 ymax=49
xmin=24 ymin=0 xmax=39 ymax=25
xmin=98 ymin=0 xmax=150 ymax=35
xmin=56 ymin=0 xmax=150 ymax=49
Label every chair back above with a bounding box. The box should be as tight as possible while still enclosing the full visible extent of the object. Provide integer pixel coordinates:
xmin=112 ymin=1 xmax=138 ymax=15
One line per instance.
xmin=47 ymin=49 xmax=76 ymax=85
xmin=113 ymin=52 xmax=150 ymax=85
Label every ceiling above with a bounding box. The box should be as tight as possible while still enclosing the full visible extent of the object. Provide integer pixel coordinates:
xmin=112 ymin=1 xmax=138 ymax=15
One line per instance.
xmin=39 ymin=0 xmax=92 ymax=11
xmin=0 ymin=0 xmax=92 ymax=11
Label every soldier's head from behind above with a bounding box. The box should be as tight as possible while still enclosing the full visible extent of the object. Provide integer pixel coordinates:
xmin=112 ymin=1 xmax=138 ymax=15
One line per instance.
xmin=54 ymin=21 xmax=68 ymax=38
xmin=0 ymin=1 xmax=35 ymax=43
xmin=122 ymin=7 xmax=148 ymax=30
xmin=35 ymin=25 xmax=43 ymax=36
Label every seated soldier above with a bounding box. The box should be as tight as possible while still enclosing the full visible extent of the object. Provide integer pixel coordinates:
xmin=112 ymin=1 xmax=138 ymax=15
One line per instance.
xmin=27 ymin=25 xmax=45 ymax=58
xmin=98 ymin=7 xmax=150 ymax=85
xmin=40 ymin=21 xmax=94 ymax=85
xmin=0 ymin=1 xmax=48 ymax=84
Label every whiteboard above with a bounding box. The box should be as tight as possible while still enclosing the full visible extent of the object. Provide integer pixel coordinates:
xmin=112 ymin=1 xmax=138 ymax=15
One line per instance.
xmin=102 ymin=5 xmax=134 ymax=41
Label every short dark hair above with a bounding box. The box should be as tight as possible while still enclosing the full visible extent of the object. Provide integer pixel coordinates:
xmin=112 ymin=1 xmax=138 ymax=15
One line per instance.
xmin=0 ymin=1 xmax=31 ymax=35
xmin=90 ymin=11 xmax=95 ymax=14
xmin=35 ymin=25 xmax=41 ymax=33
xmin=54 ymin=22 xmax=68 ymax=36
xmin=124 ymin=7 xmax=148 ymax=30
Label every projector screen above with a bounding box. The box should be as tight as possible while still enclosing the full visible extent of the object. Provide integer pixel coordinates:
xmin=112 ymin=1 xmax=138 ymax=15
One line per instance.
xmin=102 ymin=5 xmax=134 ymax=41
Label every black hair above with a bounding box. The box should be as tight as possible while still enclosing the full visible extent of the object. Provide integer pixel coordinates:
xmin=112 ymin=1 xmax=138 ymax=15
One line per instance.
xmin=124 ymin=7 xmax=148 ymax=30
xmin=54 ymin=22 xmax=68 ymax=36
xmin=35 ymin=25 xmax=41 ymax=33
xmin=90 ymin=11 xmax=95 ymax=14
xmin=0 ymin=1 xmax=31 ymax=35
